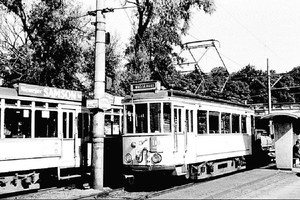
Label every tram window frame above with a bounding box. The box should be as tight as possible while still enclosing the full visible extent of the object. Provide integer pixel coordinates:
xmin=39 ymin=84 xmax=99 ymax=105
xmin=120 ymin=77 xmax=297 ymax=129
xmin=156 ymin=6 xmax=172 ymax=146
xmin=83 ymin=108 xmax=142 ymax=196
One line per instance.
xmin=174 ymin=107 xmax=183 ymax=133
xmin=221 ymin=113 xmax=230 ymax=134
xmin=103 ymin=108 xmax=122 ymax=135
xmin=62 ymin=112 xmax=74 ymax=139
xmin=35 ymin=110 xmax=58 ymax=138
xmin=241 ymin=115 xmax=247 ymax=133
xmin=4 ymin=108 xmax=31 ymax=138
xmin=163 ymin=103 xmax=171 ymax=133
xmin=150 ymin=103 xmax=161 ymax=133
xmin=209 ymin=111 xmax=219 ymax=134
xmin=197 ymin=110 xmax=207 ymax=134
xmin=125 ymin=105 xmax=133 ymax=134
xmin=21 ymin=100 xmax=31 ymax=107
xmin=35 ymin=102 xmax=45 ymax=108
xmin=232 ymin=114 xmax=240 ymax=133
xmin=136 ymin=103 xmax=148 ymax=133
xmin=5 ymin=99 xmax=17 ymax=106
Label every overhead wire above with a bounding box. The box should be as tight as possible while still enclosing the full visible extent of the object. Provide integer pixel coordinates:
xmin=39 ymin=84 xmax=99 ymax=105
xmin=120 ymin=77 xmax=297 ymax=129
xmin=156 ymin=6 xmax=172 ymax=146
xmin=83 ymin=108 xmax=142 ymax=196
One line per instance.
xmin=215 ymin=1 xmax=292 ymax=68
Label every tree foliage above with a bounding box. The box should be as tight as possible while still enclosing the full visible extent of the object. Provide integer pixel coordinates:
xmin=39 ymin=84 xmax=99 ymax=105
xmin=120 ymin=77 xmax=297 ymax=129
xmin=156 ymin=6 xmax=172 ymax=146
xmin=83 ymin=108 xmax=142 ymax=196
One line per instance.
xmin=0 ymin=0 xmax=94 ymax=92
xmin=122 ymin=0 xmax=216 ymax=89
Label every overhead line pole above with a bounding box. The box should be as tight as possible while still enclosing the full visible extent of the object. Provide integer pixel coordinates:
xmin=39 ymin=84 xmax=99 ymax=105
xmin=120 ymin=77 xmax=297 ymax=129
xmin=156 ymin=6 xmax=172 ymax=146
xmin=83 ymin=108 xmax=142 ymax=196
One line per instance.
xmin=267 ymin=58 xmax=271 ymax=114
xmin=92 ymin=0 xmax=106 ymax=190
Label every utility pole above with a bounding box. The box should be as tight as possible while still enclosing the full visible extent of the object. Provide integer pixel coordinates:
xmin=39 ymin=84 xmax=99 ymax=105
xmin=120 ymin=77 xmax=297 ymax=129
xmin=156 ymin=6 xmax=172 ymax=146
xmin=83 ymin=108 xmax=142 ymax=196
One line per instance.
xmin=267 ymin=58 xmax=273 ymax=136
xmin=92 ymin=0 xmax=106 ymax=190
xmin=267 ymin=58 xmax=271 ymax=114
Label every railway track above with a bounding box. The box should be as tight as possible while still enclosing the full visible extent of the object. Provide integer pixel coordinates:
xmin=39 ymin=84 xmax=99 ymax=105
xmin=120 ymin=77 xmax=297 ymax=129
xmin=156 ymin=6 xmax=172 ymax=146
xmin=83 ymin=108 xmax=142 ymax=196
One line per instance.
xmin=3 ymin=163 xmax=276 ymax=200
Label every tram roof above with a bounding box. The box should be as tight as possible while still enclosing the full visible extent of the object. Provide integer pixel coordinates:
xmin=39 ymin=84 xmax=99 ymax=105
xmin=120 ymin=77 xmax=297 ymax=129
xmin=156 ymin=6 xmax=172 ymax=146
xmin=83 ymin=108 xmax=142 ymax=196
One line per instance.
xmin=123 ymin=89 xmax=250 ymax=108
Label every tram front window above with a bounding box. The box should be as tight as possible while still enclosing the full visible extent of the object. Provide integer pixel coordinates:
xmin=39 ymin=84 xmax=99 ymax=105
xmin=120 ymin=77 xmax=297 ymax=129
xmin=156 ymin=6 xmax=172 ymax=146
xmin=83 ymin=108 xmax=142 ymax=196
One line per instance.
xmin=163 ymin=103 xmax=171 ymax=133
xmin=150 ymin=103 xmax=161 ymax=133
xmin=4 ymin=109 xmax=31 ymax=138
xmin=125 ymin=105 xmax=133 ymax=133
xmin=136 ymin=104 xmax=148 ymax=133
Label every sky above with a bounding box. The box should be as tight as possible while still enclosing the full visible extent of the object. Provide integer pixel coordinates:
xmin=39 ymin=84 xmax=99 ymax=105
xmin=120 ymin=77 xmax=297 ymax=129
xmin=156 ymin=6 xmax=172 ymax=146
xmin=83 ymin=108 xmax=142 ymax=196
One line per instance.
xmin=80 ymin=0 xmax=300 ymax=74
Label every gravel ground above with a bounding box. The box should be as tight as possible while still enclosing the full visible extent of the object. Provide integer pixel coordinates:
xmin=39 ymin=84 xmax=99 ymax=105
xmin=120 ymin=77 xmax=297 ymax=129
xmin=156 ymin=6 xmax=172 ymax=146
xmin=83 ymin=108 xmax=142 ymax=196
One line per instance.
xmin=4 ymin=186 xmax=111 ymax=199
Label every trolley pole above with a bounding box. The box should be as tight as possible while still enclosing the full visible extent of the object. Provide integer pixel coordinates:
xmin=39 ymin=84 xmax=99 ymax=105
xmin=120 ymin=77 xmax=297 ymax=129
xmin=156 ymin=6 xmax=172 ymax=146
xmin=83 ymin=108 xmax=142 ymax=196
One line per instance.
xmin=92 ymin=0 xmax=106 ymax=190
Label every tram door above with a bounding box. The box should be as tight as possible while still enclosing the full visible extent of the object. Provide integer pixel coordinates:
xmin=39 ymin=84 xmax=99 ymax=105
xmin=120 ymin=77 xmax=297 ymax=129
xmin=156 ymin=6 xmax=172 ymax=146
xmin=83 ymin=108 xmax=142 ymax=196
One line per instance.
xmin=60 ymin=109 xmax=78 ymax=168
xmin=174 ymin=106 xmax=185 ymax=162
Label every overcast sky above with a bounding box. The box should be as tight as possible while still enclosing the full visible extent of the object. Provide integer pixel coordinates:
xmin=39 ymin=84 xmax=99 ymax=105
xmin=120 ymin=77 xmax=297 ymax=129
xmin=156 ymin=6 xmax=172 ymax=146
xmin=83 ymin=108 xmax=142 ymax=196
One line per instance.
xmin=82 ymin=0 xmax=300 ymax=74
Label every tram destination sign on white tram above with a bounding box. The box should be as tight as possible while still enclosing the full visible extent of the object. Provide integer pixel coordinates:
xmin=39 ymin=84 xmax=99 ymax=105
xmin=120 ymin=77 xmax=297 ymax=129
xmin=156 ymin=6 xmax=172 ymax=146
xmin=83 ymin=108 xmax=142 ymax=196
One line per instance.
xmin=18 ymin=83 xmax=82 ymax=101
xmin=131 ymin=81 xmax=161 ymax=92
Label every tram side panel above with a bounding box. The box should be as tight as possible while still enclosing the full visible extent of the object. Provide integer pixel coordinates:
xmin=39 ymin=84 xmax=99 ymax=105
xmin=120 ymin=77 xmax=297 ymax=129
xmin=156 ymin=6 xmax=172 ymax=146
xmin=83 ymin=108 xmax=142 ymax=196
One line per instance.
xmin=195 ymin=134 xmax=252 ymax=162
xmin=0 ymin=139 xmax=62 ymax=173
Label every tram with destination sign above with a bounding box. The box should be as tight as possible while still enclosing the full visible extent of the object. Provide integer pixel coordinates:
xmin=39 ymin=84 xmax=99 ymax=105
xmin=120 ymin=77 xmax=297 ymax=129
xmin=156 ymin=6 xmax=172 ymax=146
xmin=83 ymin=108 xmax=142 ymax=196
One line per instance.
xmin=0 ymin=83 xmax=123 ymax=193
xmin=122 ymin=80 xmax=255 ymax=187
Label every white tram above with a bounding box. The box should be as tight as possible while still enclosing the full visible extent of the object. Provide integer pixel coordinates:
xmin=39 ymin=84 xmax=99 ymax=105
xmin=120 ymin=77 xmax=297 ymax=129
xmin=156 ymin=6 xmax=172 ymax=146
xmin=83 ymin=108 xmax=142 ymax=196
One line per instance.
xmin=0 ymin=83 xmax=124 ymax=192
xmin=0 ymin=83 xmax=93 ymax=192
xmin=122 ymin=81 xmax=255 ymax=183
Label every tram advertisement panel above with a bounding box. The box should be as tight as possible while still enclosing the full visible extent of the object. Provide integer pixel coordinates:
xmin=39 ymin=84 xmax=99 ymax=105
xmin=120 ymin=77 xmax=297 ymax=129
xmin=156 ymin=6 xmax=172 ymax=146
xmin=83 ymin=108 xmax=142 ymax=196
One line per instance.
xmin=18 ymin=83 xmax=82 ymax=101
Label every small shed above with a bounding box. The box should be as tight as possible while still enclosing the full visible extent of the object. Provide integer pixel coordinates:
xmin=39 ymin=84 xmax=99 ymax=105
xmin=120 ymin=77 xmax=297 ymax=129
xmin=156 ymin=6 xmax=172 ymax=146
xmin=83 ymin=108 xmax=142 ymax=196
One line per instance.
xmin=261 ymin=111 xmax=300 ymax=170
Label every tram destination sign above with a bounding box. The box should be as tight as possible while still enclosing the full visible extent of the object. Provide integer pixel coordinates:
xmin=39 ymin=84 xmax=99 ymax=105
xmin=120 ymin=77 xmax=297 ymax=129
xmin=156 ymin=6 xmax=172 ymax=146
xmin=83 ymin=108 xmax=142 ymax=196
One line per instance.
xmin=18 ymin=83 xmax=82 ymax=101
xmin=131 ymin=81 xmax=161 ymax=92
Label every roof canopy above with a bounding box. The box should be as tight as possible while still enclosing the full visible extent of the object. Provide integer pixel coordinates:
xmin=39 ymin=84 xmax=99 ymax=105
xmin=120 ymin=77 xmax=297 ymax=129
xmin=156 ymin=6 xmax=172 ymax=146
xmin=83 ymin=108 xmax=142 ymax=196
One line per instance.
xmin=261 ymin=111 xmax=300 ymax=119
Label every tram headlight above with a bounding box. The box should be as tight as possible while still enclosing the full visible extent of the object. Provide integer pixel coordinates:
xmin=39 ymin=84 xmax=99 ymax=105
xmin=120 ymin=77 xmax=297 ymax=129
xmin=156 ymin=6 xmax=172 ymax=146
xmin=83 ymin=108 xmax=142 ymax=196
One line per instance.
xmin=124 ymin=153 xmax=133 ymax=164
xmin=151 ymin=153 xmax=162 ymax=164
xmin=131 ymin=142 xmax=136 ymax=148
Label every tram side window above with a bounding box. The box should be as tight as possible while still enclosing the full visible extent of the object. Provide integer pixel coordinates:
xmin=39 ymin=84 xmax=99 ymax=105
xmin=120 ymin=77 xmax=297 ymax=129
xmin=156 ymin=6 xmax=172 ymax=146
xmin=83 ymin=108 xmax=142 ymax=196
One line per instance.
xmin=125 ymin=105 xmax=133 ymax=133
xmin=150 ymin=103 xmax=161 ymax=133
xmin=232 ymin=114 xmax=240 ymax=133
xmin=4 ymin=109 xmax=31 ymax=138
xmin=35 ymin=110 xmax=58 ymax=137
xmin=197 ymin=110 xmax=207 ymax=134
xmin=136 ymin=104 xmax=147 ymax=133
xmin=221 ymin=113 xmax=230 ymax=133
xmin=241 ymin=115 xmax=247 ymax=133
xmin=209 ymin=111 xmax=219 ymax=134
xmin=163 ymin=103 xmax=171 ymax=133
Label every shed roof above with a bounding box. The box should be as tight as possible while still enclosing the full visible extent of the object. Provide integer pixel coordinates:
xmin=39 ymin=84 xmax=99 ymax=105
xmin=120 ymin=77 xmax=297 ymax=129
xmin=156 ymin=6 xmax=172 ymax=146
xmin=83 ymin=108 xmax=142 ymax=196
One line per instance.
xmin=261 ymin=111 xmax=300 ymax=119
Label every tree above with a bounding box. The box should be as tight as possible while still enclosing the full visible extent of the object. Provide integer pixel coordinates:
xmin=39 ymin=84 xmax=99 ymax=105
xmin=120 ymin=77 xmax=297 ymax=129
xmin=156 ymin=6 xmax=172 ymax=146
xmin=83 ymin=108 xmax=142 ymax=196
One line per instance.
xmin=122 ymin=0 xmax=216 ymax=91
xmin=0 ymin=0 xmax=94 ymax=92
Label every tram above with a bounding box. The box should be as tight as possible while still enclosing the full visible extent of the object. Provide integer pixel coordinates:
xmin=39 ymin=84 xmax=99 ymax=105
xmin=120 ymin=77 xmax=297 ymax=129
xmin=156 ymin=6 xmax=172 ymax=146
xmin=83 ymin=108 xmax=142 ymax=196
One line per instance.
xmin=122 ymin=80 xmax=255 ymax=185
xmin=0 ymin=83 xmax=124 ymax=193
